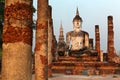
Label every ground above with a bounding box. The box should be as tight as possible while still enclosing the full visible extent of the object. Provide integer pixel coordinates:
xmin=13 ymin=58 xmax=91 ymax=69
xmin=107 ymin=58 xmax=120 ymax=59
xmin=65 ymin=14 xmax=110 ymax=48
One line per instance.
xmin=0 ymin=74 xmax=120 ymax=80
xmin=48 ymin=74 xmax=120 ymax=80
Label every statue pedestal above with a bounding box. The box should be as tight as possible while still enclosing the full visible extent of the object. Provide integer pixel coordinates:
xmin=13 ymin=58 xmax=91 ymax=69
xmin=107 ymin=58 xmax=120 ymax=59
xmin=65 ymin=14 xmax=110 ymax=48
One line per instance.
xmin=51 ymin=56 xmax=120 ymax=75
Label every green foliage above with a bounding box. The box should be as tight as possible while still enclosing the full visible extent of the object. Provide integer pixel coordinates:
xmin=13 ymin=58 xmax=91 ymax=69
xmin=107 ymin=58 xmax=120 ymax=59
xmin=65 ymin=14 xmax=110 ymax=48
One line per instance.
xmin=32 ymin=6 xmax=36 ymax=13
xmin=0 ymin=49 xmax=1 ymax=56
xmin=118 ymin=52 xmax=119 ymax=56
xmin=0 ymin=0 xmax=4 ymax=37
xmin=117 ymin=50 xmax=120 ymax=57
xmin=0 ymin=0 xmax=4 ymax=59
xmin=0 ymin=0 xmax=4 ymax=22
xmin=0 ymin=21 xmax=3 ymax=49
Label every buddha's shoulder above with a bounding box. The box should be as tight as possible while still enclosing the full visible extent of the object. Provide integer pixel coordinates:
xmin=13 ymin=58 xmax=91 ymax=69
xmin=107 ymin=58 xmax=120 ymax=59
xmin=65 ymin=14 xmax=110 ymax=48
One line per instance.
xmin=66 ymin=30 xmax=89 ymax=35
xmin=66 ymin=31 xmax=74 ymax=35
xmin=81 ymin=30 xmax=89 ymax=35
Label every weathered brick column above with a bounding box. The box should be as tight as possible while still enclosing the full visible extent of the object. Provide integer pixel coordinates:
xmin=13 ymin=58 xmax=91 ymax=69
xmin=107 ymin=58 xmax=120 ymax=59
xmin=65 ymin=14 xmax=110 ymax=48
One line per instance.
xmin=95 ymin=25 xmax=100 ymax=57
xmin=35 ymin=0 xmax=48 ymax=80
xmin=107 ymin=16 xmax=115 ymax=59
xmin=52 ymin=35 xmax=57 ymax=60
xmin=89 ymin=38 xmax=93 ymax=49
xmin=2 ymin=0 xmax=33 ymax=80
xmin=48 ymin=5 xmax=53 ymax=77
xmin=51 ymin=16 xmax=57 ymax=61
xmin=107 ymin=16 xmax=120 ymax=63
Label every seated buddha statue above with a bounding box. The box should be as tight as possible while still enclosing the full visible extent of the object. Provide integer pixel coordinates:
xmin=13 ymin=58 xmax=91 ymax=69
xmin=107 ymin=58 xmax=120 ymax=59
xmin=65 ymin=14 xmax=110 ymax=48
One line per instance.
xmin=66 ymin=8 xmax=89 ymax=56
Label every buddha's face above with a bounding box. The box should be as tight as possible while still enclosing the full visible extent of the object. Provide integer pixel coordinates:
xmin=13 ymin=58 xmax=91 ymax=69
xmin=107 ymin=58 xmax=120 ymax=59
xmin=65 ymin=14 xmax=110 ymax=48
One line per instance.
xmin=73 ymin=20 xmax=82 ymax=31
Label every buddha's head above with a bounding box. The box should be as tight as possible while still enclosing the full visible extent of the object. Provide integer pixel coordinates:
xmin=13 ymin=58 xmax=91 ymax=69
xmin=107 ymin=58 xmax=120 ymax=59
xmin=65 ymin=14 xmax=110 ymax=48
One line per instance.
xmin=73 ymin=8 xmax=83 ymax=32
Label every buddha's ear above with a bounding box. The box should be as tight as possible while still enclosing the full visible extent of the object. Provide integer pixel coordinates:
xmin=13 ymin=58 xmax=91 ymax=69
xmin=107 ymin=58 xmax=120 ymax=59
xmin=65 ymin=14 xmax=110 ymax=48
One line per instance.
xmin=80 ymin=22 xmax=82 ymax=28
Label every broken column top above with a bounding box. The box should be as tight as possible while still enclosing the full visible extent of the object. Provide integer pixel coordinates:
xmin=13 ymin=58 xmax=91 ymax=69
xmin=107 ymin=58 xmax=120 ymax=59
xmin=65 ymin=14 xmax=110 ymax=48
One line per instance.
xmin=95 ymin=25 xmax=99 ymax=28
xmin=108 ymin=16 xmax=113 ymax=20
xmin=95 ymin=25 xmax=99 ymax=32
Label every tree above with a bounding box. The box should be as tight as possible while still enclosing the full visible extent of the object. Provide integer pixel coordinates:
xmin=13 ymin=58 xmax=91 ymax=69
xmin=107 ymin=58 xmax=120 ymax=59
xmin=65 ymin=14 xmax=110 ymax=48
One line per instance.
xmin=0 ymin=0 xmax=4 ymax=22
xmin=0 ymin=0 xmax=4 ymax=48
xmin=2 ymin=0 xmax=33 ymax=80
xmin=0 ymin=21 xmax=2 ymax=48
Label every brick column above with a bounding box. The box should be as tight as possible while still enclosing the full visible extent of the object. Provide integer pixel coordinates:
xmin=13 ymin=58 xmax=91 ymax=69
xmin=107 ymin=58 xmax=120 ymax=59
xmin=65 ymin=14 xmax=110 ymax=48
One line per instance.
xmin=95 ymin=25 xmax=100 ymax=57
xmin=107 ymin=16 xmax=115 ymax=59
xmin=48 ymin=5 xmax=53 ymax=77
xmin=89 ymin=38 xmax=93 ymax=49
xmin=2 ymin=0 xmax=33 ymax=80
xmin=35 ymin=0 xmax=48 ymax=80
xmin=52 ymin=35 xmax=57 ymax=60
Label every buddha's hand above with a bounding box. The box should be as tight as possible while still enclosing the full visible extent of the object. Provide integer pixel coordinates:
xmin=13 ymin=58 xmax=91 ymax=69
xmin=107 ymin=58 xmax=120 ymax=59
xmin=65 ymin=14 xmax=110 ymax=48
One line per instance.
xmin=112 ymin=56 xmax=120 ymax=63
xmin=66 ymin=45 xmax=69 ymax=51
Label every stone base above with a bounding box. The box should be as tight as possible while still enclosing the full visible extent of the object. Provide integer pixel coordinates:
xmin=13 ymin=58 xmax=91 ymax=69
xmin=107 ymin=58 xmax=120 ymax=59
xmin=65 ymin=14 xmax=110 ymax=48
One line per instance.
xmin=48 ymin=68 xmax=52 ymax=77
xmin=52 ymin=56 xmax=120 ymax=75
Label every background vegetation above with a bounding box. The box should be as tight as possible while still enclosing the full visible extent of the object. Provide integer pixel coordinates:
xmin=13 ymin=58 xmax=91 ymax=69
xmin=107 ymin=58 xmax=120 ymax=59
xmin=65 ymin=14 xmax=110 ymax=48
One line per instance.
xmin=0 ymin=0 xmax=4 ymax=60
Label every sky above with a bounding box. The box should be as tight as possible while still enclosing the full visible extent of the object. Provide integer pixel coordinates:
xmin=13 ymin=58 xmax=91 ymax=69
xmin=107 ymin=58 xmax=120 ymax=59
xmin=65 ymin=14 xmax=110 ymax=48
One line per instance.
xmin=33 ymin=0 xmax=120 ymax=53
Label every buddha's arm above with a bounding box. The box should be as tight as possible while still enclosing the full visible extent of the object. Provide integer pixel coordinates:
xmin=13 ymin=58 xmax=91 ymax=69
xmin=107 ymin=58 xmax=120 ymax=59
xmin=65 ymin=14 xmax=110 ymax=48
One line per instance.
xmin=66 ymin=33 xmax=70 ymax=50
xmin=84 ymin=34 xmax=89 ymax=48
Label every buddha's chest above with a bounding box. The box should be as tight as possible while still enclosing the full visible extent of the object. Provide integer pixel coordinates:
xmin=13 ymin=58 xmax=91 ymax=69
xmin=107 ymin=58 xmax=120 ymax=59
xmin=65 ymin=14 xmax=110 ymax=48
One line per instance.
xmin=70 ymin=31 xmax=84 ymax=37
xmin=71 ymin=36 xmax=84 ymax=50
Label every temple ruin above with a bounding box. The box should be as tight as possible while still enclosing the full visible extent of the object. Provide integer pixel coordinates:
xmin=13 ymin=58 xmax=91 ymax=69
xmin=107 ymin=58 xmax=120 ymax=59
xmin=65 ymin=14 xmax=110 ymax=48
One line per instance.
xmin=1 ymin=0 xmax=120 ymax=79
xmin=51 ymin=8 xmax=120 ymax=76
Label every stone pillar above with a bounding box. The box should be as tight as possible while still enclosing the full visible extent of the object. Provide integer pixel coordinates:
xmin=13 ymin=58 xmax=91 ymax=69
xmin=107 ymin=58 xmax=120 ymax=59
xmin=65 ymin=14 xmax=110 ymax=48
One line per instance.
xmin=48 ymin=5 xmax=53 ymax=77
xmin=95 ymin=25 xmax=100 ymax=57
xmin=35 ymin=0 xmax=48 ymax=80
xmin=89 ymin=38 xmax=93 ymax=49
xmin=2 ymin=0 xmax=32 ymax=80
xmin=107 ymin=16 xmax=115 ymax=59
